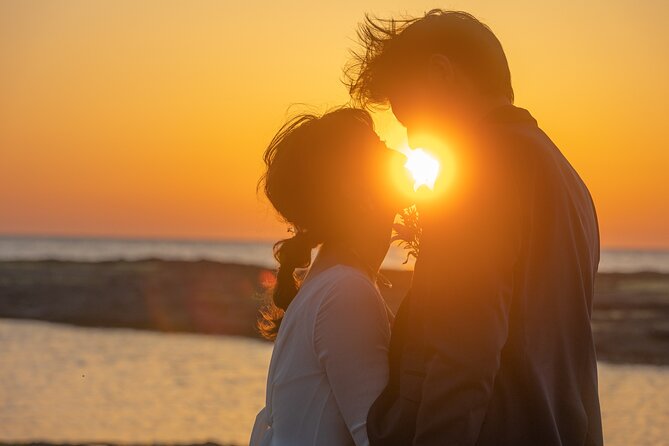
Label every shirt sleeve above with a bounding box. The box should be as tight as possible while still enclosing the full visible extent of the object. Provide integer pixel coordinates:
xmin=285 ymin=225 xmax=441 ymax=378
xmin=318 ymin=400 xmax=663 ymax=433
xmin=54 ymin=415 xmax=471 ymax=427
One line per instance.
xmin=313 ymin=271 xmax=391 ymax=446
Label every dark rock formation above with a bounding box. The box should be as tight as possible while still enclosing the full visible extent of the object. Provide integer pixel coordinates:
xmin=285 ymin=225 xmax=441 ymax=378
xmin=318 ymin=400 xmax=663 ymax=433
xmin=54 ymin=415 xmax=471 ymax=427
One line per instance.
xmin=1 ymin=260 xmax=668 ymax=364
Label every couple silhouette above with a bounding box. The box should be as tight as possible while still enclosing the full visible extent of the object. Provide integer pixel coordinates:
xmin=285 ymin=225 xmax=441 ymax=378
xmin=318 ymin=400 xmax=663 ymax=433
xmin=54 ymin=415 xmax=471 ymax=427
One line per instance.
xmin=251 ymin=9 xmax=603 ymax=446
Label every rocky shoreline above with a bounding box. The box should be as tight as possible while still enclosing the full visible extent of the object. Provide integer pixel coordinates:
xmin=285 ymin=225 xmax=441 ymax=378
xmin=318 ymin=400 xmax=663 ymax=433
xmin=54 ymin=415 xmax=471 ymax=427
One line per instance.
xmin=1 ymin=260 xmax=668 ymax=365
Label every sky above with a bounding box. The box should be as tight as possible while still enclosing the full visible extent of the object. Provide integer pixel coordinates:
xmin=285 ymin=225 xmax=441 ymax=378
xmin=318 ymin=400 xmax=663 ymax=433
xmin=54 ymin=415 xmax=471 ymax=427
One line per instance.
xmin=1 ymin=0 xmax=668 ymax=248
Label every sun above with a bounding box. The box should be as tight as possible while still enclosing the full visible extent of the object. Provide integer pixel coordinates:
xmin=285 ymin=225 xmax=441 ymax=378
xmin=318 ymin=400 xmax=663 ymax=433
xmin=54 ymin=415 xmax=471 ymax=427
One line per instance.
xmin=403 ymin=148 xmax=440 ymax=191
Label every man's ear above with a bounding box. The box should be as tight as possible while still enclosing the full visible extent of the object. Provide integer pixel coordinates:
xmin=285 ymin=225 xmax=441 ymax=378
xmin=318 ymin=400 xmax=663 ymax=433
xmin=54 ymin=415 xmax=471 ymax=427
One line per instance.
xmin=427 ymin=53 xmax=455 ymax=85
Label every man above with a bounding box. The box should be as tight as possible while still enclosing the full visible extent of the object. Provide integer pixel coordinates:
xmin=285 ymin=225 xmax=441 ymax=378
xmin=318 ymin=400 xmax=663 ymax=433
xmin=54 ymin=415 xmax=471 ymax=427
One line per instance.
xmin=346 ymin=10 xmax=604 ymax=445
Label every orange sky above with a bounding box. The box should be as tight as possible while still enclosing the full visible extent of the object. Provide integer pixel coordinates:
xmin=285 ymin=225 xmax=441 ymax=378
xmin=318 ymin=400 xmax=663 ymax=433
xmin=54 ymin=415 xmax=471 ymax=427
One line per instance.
xmin=1 ymin=0 xmax=668 ymax=248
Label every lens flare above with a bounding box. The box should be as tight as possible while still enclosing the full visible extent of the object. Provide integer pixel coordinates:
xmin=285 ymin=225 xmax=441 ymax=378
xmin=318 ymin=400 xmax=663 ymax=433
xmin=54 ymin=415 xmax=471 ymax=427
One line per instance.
xmin=403 ymin=148 xmax=440 ymax=191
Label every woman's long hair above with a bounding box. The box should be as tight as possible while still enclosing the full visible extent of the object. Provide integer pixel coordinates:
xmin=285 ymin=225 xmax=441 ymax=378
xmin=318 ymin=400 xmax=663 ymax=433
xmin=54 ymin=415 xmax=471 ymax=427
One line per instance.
xmin=257 ymin=107 xmax=377 ymax=340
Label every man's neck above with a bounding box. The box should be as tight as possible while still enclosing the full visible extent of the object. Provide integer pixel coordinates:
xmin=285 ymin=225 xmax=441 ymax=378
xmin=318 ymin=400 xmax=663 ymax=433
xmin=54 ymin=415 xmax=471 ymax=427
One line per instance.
xmin=437 ymin=95 xmax=513 ymax=143
xmin=468 ymin=95 xmax=513 ymax=125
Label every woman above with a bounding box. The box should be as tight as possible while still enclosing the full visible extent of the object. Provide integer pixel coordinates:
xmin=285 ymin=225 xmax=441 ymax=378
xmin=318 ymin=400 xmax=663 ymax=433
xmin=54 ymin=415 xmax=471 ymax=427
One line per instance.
xmin=250 ymin=108 xmax=401 ymax=446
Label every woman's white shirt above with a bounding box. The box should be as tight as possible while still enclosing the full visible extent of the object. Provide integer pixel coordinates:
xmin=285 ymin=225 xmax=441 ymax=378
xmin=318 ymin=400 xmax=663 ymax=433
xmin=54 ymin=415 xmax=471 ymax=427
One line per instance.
xmin=250 ymin=265 xmax=391 ymax=446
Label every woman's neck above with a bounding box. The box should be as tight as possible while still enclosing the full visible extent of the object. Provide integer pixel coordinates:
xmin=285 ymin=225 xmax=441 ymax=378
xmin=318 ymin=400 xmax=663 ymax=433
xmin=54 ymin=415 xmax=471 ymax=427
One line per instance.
xmin=307 ymin=242 xmax=381 ymax=283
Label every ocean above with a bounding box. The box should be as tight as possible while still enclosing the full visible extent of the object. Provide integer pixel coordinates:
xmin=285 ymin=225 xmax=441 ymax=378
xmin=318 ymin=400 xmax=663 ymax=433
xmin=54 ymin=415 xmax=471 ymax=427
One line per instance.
xmin=2 ymin=235 xmax=669 ymax=273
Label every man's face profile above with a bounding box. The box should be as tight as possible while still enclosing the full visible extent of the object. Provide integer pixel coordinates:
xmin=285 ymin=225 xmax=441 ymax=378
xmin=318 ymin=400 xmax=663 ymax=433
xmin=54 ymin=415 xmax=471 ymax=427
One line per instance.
xmin=389 ymin=53 xmax=469 ymax=140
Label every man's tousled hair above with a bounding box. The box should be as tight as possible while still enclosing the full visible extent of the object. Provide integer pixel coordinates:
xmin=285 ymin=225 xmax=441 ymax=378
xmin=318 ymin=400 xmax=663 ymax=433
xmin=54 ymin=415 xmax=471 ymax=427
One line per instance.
xmin=345 ymin=9 xmax=514 ymax=109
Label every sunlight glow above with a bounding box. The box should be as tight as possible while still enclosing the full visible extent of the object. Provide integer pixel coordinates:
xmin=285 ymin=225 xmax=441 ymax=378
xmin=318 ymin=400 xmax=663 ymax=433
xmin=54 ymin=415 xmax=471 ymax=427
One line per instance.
xmin=403 ymin=148 xmax=440 ymax=191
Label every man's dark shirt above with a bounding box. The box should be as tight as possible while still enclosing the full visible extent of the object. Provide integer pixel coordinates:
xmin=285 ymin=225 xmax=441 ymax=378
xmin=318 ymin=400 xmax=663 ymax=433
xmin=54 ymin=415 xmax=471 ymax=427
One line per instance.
xmin=368 ymin=105 xmax=603 ymax=445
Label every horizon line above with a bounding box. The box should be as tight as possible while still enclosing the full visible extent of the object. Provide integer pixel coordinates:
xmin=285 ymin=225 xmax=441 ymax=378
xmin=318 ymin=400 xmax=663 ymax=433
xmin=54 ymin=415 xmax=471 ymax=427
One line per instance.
xmin=1 ymin=232 xmax=668 ymax=252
